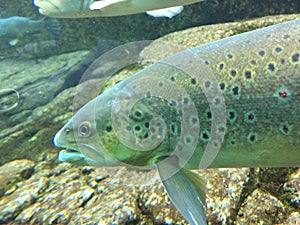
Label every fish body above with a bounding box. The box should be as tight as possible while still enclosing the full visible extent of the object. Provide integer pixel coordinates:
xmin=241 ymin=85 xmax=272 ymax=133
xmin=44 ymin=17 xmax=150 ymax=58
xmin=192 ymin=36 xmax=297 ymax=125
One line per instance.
xmin=33 ymin=0 xmax=204 ymax=18
xmin=54 ymin=19 xmax=300 ymax=224
xmin=0 ymin=16 xmax=59 ymax=46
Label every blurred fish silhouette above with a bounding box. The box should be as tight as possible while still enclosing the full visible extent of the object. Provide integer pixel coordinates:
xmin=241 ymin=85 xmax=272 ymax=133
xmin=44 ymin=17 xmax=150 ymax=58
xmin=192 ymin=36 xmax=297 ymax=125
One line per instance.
xmin=0 ymin=16 xmax=60 ymax=47
xmin=33 ymin=0 xmax=204 ymax=18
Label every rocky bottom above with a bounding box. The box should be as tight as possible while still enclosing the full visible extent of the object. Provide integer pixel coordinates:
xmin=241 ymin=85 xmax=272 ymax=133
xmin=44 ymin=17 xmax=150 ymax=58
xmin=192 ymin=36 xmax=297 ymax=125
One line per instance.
xmin=0 ymin=159 xmax=299 ymax=225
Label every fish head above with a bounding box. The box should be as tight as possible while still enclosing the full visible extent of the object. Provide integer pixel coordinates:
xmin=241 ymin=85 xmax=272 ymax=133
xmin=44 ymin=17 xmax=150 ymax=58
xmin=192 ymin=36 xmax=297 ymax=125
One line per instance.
xmin=53 ymin=89 xmax=123 ymax=167
xmin=53 ymin=80 xmax=180 ymax=168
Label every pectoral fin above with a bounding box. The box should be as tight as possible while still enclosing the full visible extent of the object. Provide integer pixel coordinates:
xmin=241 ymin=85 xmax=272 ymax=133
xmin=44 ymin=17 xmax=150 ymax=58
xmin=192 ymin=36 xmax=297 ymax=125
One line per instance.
xmin=146 ymin=6 xmax=184 ymax=18
xmin=89 ymin=0 xmax=127 ymax=10
xmin=157 ymin=162 xmax=207 ymax=225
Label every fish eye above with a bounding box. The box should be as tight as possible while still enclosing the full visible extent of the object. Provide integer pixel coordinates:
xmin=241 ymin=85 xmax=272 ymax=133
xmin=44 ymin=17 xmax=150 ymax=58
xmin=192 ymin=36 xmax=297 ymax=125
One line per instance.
xmin=78 ymin=121 xmax=92 ymax=137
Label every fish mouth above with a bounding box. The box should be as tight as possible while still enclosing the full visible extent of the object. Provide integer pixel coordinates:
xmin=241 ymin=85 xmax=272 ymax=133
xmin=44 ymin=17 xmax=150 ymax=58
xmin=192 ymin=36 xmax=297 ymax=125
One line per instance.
xmin=57 ymin=149 xmax=89 ymax=166
xmin=58 ymin=142 xmax=119 ymax=167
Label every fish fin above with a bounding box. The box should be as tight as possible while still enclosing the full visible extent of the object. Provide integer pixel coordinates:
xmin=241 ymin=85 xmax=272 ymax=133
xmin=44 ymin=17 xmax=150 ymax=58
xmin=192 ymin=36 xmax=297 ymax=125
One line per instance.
xmin=146 ymin=6 xmax=183 ymax=18
xmin=157 ymin=162 xmax=207 ymax=225
xmin=43 ymin=17 xmax=60 ymax=37
xmin=89 ymin=0 xmax=127 ymax=10
xmin=8 ymin=38 xmax=19 ymax=46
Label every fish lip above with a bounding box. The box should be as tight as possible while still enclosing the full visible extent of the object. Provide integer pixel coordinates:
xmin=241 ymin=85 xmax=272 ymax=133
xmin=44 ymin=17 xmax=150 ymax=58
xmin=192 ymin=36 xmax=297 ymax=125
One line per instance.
xmin=57 ymin=148 xmax=84 ymax=163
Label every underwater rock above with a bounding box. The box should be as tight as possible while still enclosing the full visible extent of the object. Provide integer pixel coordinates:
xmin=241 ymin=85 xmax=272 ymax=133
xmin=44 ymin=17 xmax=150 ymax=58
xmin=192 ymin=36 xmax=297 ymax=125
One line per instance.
xmin=236 ymin=189 xmax=286 ymax=224
xmin=0 ymin=160 xmax=298 ymax=224
xmin=0 ymin=50 xmax=93 ymax=165
xmin=284 ymin=168 xmax=300 ymax=209
xmin=0 ymin=159 xmax=35 ymax=197
xmin=205 ymin=168 xmax=250 ymax=224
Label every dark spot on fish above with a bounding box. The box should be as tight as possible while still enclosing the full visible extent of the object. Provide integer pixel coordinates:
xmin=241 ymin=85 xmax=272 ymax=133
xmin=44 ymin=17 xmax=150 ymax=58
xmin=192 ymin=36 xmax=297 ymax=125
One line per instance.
xmin=179 ymin=110 xmax=183 ymax=117
xmin=144 ymin=133 xmax=149 ymax=139
xmin=185 ymin=136 xmax=192 ymax=144
xmin=171 ymin=124 xmax=176 ymax=133
xmin=259 ymin=50 xmax=265 ymax=57
xmin=135 ymin=111 xmax=142 ymax=117
xmin=190 ymin=117 xmax=198 ymax=124
xmin=191 ymin=78 xmax=196 ymax=84
xmin=170 ymin=100 xmax=177 ymax=106
xmin=250 ymin=60 xmax=256 ymax=65
xmin=218 ymin=125 xmax=225 ymax=133
xmin=231 ymin=69 xmax=237 ymax=77
xmin=205 ymin=61 xmax=209 ymax=65
xmin=213 ymin=97 xmax=221 ymax=105
xmin=177 ymin=144 xmax=183 ymax=151
xmin=227 ymin=109 xmax=237 ymax=124
xmin=245 ymin=71 xmax=251 ymax=79
xmin=227 ymin=54 xmax=233 ymax=59
xmin=280 ymin=122 xmax=292 ymax=135
xmin=145 ymin=122 xmax=149 ymax=128
xmin=183 ymin=98 xmax=189 ymax=104
xmin=275 ymin=47 xmax=282 ymax=53
xmin=281 ymin=59 xmax=285 ymax=64
xmin=106 ymin=126 xmax=112 ymax=132
xmin=266 ymin=34 xmax=271 ymax=38
xmin=219 ymin=63 xmax=224 ymax=70
xmin=279 ymin=91 xmax=288 ymax=98
xmin=268 ymin=63 xmax=275 ymax=72
xmin=247 ymin=132 xmax=257 ymax=143
xmin=201 ymin=130 xmax=210 ymax=140
xmin=244 ymin=112 xmax=256 ymax=124
xmin=206 ymin=111 xmax=212 ymax=119
xmin=134 ymin=126 xmax=141 ymax=131
xmin=220 ymin=82 xmax=225 ymax=90
xmin=214 ymin=141 xmax=219 ymax=148
xmin=205 ymin=80 xmax=210 ymax=88
xmin=292 ymin=53 xmax=299 ymax=62
xmin=170 ymin=76 xmax=175 ymax=82
xmin=229 ymin=111 xmax=235 ymax=119
xmin=158 ymin=82 xmax=163 ymax=87
xmin=232 ymin=86 xmax=239 ymax=95
xmin=146 ymin=91 xmax=151 ymax=98
xmin=283 ymin=34 xmax=290 ymax=39
xmin=248 ymin=114 xmax=254 ymax=120
xmin=282 ymin=125 xmax=289 ymax=133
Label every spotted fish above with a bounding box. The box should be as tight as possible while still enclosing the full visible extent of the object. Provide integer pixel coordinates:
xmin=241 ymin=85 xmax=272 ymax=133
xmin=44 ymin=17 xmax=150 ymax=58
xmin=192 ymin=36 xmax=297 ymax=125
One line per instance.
xmin=54 ymin=19 xmax=300 ymax=224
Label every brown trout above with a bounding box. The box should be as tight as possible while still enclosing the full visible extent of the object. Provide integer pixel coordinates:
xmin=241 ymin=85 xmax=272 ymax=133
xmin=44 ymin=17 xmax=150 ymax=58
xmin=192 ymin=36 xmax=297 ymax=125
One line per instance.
xmin=54 ymin=19 xmax=300 ymax=224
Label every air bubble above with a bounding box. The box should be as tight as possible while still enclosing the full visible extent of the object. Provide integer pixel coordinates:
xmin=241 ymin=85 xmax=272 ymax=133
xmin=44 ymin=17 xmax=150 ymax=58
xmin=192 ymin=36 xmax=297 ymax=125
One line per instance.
xmin=0 ymin=88 xmax=20 ymax=112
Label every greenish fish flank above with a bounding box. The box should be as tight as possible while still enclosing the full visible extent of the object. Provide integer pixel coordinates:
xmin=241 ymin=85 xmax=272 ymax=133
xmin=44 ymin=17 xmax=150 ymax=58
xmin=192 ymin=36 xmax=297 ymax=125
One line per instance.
xmin=54 ymin=19 xmax=300 ymax=225
xmin=33 ymin=0 xmax=204 ymax=18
